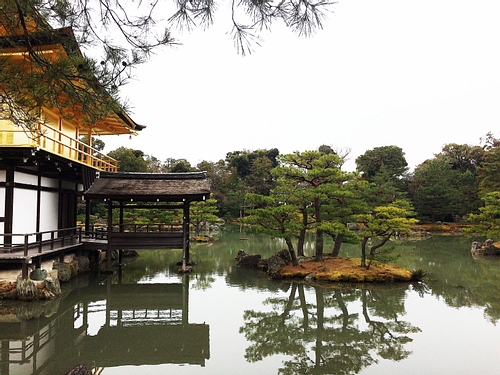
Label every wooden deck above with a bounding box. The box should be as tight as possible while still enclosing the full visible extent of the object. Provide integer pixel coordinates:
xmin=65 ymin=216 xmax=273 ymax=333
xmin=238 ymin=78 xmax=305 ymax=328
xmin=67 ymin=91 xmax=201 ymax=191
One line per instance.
xmin=0 ymin=227 xmax=84 ymax=278
xmin=0 ymin=225 xmax=187 ymax=279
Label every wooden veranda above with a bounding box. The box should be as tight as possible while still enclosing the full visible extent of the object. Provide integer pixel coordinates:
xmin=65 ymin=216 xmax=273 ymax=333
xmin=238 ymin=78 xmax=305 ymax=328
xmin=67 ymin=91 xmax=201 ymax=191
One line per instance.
xmin=0 ymin=227 xmax=83 ymax=278
xmin=83 ymin=171 xmax=211 ymax=270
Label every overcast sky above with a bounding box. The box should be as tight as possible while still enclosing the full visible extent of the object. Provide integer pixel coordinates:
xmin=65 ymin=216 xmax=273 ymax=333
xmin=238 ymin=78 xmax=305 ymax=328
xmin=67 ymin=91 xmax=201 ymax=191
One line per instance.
xmin=100 ymin=0 xmax=500 ymax=172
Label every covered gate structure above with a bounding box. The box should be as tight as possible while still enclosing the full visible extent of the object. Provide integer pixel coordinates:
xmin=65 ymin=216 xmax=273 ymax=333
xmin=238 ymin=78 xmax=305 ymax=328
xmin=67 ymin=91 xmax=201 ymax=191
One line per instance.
xmin=83 ymin=172 xmax=211 ymax=269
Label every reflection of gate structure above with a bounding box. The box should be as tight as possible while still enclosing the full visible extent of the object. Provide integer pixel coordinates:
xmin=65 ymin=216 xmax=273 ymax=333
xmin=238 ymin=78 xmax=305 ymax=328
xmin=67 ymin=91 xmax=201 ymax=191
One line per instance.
xmin=0 ymin=275 xmax=210 ymax=375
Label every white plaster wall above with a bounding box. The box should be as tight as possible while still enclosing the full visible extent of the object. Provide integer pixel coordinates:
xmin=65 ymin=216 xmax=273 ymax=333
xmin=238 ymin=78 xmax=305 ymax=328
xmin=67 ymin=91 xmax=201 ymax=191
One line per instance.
xmin=40 ymin=190 xmax=59 ymax=240
xmin=0 ymin=171 xmax=5 ymax=229
xmin=11 ymin=188 xmax=37 ymax=243
xmin=41 ymin=176 xmax=59 ymax=189
xmin=12 ymin=171 xmax=38 ymax=237
xmin=14 ymin=170 xmax=38 ymax=185
xmin=0 ymin=186 xmax=5 ymax=216
xmin=1 ymin=171 xmax=6 ymax=244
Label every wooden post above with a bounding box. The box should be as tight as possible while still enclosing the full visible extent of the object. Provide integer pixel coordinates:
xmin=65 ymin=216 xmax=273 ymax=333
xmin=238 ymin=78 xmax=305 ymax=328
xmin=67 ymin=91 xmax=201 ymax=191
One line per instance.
xmin=119 ymin=201 xmax=124 ymax=265
xmin=23 ymin=235 xmax=29 ymax=256
xmin=182 ymin=274 xmax=189 ymax=326
xmin=22 ymin=260 xmax=29 ymax=279
xmin=107 ymin=199 xmax=113 ymax=269
xmin=4 ymin=167 xmax=14 ymax=246
xmin=182 ymin=200 xmax=190 ymax=271
xmin=85 ymin=198 xmax=91 ymax=236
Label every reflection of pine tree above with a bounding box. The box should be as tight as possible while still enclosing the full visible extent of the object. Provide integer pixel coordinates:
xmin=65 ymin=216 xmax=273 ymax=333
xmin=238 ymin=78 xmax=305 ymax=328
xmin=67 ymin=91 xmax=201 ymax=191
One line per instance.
xmin=361 ymin=289 xmax=421 ymax=362
xmin=241 ymin=283 xmax=421 ymax=375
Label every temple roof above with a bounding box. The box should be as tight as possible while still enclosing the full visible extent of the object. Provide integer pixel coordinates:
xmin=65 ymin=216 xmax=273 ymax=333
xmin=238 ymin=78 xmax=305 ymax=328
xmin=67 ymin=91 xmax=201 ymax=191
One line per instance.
xmin=84 ymin=172 xmax=211 ymax=202
xmin=0 ymin=18 xmax=145 ymax=136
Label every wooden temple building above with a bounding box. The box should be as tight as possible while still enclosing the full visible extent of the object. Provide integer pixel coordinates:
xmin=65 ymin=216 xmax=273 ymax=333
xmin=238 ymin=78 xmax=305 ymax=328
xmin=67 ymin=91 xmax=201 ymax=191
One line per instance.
xmin=0 ymin=9 xmax=210 ymax=277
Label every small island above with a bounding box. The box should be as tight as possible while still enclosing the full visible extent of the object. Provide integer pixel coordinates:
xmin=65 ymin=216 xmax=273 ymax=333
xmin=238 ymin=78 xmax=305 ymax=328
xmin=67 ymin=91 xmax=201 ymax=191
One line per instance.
xmin=279 ymin=256 xmax=415 ymax=282
xmin=236 ymin=250 xmax=423 ymax=283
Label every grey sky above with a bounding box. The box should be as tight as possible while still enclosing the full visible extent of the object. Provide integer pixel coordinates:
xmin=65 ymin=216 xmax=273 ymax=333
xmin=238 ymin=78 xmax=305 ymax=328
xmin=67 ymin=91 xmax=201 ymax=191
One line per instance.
xmin=101 ymin=0 xmax=500 ymax=172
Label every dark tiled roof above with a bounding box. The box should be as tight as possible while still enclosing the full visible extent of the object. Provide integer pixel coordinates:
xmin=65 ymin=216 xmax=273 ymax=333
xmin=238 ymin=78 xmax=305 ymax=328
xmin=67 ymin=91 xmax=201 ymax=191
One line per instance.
xmin=84 ymin=172 xmax=210 ymax=201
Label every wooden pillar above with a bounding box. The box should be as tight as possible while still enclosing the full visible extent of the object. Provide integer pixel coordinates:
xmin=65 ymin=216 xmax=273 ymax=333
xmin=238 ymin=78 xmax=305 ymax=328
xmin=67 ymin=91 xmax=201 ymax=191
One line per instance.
xmin=182 ymin=200 xmax=190 ymax=269
xmin=36 ymin=168 xmax=42 ymax=247
xmin=118 ymin=201 xmax=124 ymax=264
xmin=106 ymin=199 xmax=113 ymax=269
xmin=3 ymin=166 xmax=14 ymax=246
xmin=182 ymin=274 xmax=189 ymax=326
xmin=85 ymin=198 xmax=91 ymax=236
xmin=1 ymin=341 xmax=9 ymax=375
xmin=36 ymin=168 xmax=42 ymax=234
xmin=87 ymin=129 xmax=92 ymax=166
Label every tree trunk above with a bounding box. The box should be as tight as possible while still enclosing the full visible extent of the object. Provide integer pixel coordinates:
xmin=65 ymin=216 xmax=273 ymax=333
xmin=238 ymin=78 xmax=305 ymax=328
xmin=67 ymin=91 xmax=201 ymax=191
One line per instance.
xmin=334 ymin=290 xmax=350 ymax=329
xmin=360 ymin=236 xmax=369 ymax=267
xmin=369 ymin=234 xmax=392 ymax=258
xmin=331 ymin=233 xmax=344 ymax=257
xmin=298 ymin=284 xmax=309 ymax=332
xmin=366 ymin=234 xmax=392 ymax=269
xmin=314 ymin=287 xmax=325 ymax=370
xmin=314 ymin=197 xmax=323 ymax=261
xmin=285 ymin=237 xmax=299 ymax=266
xmin=297 ymin=208 xmax=308 ymax=257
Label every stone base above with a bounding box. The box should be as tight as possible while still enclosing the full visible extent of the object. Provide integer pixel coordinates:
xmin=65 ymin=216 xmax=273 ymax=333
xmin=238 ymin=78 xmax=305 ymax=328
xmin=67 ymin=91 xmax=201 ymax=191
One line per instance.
xmin=0 ymin=255 xmax=91 ymax=300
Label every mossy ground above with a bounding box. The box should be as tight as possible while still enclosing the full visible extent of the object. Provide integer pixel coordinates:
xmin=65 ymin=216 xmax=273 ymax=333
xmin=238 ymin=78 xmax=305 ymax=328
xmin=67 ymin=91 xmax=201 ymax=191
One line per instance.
xmin=279 ymin=256 xmax=414 ymax=282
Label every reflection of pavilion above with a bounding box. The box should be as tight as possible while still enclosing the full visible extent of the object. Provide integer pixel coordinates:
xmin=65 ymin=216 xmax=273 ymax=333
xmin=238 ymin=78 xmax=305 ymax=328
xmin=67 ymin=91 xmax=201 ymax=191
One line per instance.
xmin=0 ymin=275 xmax=209 ymax=374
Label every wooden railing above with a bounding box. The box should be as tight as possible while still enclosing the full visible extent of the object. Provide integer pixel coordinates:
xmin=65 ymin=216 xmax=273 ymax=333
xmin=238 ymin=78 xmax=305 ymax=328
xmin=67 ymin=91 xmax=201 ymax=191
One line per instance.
xmin=85 ymin=223 xmax=183 ymax=239
xmin=0 ymin=227 xmax=82 ymax=256
xmin=115 ymin=223 xmax=184 ymax=233
xmin=84 ymin=223 xmax=185 ymax=250
xmin=0 ymin=121 xmax=118 ymax=172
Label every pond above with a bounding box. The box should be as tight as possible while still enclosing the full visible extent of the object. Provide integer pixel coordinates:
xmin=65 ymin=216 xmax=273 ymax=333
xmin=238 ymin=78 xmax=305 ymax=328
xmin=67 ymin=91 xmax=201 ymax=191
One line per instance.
xmin=1 ymin=228 xmax=500 ymax=375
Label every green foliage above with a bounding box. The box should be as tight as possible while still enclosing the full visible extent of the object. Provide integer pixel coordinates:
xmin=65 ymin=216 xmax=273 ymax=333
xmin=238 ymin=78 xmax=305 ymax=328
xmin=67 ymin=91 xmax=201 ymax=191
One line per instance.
xmin=107 ymin=146 xmax=149 ymax=172
xmin=164 ymin=158 xmax=194 ymax=172
xmin=190 ymin=198 xmax=219 ymax=235
xmin=273 ymin=150 xmax=348 ymax=260
xmin=244 ymin=192 xmax=301 ymax=247
xmin=410 ymin=146 xmax=481 ymax=222
xmin=356 ymin=146 xmax=409 ymax=182
xmin=226 ymin=149 xmax=278 ymax=195
xmin=411 ymin=268 xmax=427 ymax=281
xmin=357 ymin=199 xmax=418 ymax=268
xmin=467 ymin=191 xmax=500 ymax=240
xmin=79 ymin=136 xmax=105 ymax=152
xmin=477 ymin=147 xmax=500 ymax=195
xmin=197 ymin=159 xmax=231 ymax=218
xmin=438 ymin=143 xmax=484 ymax=173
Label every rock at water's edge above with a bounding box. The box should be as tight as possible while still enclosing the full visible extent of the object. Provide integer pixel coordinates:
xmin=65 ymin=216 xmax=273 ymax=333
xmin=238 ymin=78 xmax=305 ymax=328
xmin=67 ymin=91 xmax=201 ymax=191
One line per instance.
xmin=471 ymin=239 xmax=500 ymax=256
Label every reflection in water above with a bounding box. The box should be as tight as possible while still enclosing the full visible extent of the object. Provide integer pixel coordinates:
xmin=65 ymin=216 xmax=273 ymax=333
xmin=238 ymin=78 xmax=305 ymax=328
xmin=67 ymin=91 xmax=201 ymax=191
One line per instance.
xmin=241 ymin=283 xmax=421 ymax=375
xmin=1 ymin=233 xmax=500 ymax=374
xmin=0 ymin=274 xmax=209 ymax=375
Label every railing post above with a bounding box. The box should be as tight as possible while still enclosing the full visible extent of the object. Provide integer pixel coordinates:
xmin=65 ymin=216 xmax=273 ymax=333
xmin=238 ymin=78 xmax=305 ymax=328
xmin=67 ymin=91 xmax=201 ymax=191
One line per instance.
xmin=24 ymin=234 xmax=29 ymax=256
xmin=38 ymin=232 xmax=43 ymax=253
xmin=51 ymin=231 xmax=55 ymax=250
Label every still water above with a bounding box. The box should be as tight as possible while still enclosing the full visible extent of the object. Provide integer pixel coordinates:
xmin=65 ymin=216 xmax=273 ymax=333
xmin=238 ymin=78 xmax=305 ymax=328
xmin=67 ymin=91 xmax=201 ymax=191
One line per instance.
xmin=2 ymin=229 xmax=500 ymax=375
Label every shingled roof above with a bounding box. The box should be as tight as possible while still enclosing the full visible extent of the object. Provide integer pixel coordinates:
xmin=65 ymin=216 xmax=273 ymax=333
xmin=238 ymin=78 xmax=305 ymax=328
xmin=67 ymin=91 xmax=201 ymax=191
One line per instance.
xmin=84 ymin=172 xmax=211 ymax=202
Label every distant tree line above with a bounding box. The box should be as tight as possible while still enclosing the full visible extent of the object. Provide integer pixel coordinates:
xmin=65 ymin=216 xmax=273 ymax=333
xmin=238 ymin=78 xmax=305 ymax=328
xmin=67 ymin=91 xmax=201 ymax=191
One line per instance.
xmin=95 ymin=132 xmax=500 ymax=263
